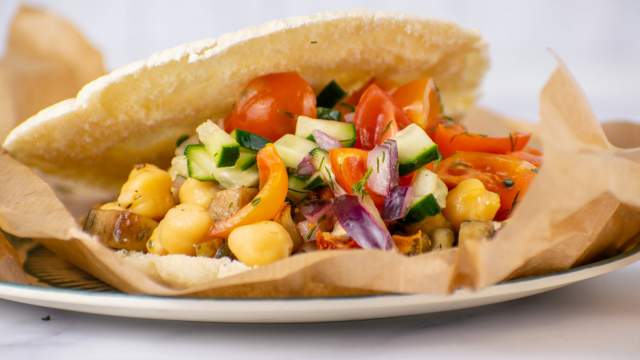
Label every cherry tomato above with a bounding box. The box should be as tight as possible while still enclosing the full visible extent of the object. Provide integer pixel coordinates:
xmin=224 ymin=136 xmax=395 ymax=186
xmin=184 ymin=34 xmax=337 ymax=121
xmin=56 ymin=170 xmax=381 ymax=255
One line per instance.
xmin=510 ymin=147 xmax=543 ymax=168
xmin=345 ymin=78 xmax=396 ymax=106
xmin=432 ymin=121 xmax=532 ymax=158
xmin=316 ymin=231 xmax=360 ymax=250
xmin=392 ymin=78 xmax=442 ymax=131
xmin=225 ymin=72 xmax=316 ymax=141
xmin=328 ymin=148 xmax=385 ymax=207
xmin=436 ymin=152 xmax=537 ymax=220
xmin=353 ymin=84 xmax=411 ymax=150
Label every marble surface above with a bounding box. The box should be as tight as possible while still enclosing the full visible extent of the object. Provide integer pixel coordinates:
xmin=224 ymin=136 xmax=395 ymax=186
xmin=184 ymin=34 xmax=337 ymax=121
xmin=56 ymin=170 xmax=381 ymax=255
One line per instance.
xmin=0 ymin=262 xmax=638 ymax=359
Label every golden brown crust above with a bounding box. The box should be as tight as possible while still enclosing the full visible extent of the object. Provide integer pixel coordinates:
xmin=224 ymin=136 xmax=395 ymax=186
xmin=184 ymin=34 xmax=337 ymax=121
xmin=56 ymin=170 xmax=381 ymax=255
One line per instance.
xmin=3 ymin=11 xmax=488 ymax=190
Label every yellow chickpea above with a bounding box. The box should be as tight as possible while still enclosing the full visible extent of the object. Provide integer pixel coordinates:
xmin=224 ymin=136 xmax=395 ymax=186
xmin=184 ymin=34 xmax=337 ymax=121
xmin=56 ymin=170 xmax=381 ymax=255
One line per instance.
xmin=443 ymin=178 xmax=500 ymax=228
xmin=178 ymin=178 xmax=218 ymax=209
xmin=227 ymin=221 xmax=293 ymax=266
xmin=148 ymin=204 xmax=212 ymax=255
xmin=117 ymin=164 xmax=175 ymax=219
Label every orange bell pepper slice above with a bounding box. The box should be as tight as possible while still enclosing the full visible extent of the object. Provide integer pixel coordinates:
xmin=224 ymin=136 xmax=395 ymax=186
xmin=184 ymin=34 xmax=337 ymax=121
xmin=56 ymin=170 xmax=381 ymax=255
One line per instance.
xmin=208 ymin=143 xmax=288 ymax=238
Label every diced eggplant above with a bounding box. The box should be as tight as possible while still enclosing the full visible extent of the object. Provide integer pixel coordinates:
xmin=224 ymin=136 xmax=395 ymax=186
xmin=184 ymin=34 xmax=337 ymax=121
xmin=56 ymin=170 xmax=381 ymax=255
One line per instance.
xmin=83 ymin=209 xmax=158 ymax=251
xmin=430 ymin=228 xmax=454 ymax=250
xmin=274 ymin=205 xmax=304 ymax=252
xmin=392 ymin=231 xmax=430 ymax=256
xmin=458 ymin=221 xmax=495 ymax=245
xmin=208 ymin=187 xmax=258 ymax=222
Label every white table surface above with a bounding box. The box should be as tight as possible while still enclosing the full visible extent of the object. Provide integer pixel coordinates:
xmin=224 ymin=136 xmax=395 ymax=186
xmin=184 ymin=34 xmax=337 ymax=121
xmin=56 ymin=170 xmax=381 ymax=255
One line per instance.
xmin=0 ymin=262 xmax=638 ymax=359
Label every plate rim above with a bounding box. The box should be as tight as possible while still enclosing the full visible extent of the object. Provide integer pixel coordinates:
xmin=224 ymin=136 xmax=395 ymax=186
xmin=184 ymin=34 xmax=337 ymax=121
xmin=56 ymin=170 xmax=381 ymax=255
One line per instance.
xmin=1 ymin=244 xmax=638 ymax=303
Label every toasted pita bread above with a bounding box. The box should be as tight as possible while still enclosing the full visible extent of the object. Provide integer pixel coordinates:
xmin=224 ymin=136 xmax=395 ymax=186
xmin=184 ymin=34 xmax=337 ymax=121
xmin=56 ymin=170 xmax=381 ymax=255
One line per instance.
xmin=3 ymin=11 xmax=488 ymax=190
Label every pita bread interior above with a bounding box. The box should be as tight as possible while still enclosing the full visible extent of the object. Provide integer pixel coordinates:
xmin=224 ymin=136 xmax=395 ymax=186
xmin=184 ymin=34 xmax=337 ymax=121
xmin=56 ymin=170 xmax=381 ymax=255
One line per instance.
xmin=2 ymin=11 xmax=488 ymax=191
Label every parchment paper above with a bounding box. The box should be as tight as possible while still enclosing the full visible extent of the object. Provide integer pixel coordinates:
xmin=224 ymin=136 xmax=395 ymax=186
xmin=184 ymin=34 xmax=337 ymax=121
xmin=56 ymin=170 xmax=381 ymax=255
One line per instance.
xmin=0 ymin=8 xmax=639 ymax=296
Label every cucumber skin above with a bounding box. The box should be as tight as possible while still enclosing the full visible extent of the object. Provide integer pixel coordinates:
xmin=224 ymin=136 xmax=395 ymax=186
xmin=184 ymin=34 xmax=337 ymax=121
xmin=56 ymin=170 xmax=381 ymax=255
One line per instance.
xmin=403 ymin=194 xmax=442 ymax=223
xmin=399 ymin=147 xmax=441 ymax=175
xmin=231 ymin=129 xmax=269 ymax=151
xmin=185 ymin=144 xmax=216 ymax=181
xmin=215 ymin=144 xmax=240 ymax=168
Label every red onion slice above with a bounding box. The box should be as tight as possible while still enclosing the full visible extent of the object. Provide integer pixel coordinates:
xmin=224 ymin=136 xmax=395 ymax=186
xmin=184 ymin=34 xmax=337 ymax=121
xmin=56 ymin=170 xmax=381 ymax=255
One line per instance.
xmin=296 ymin=154 xmax=316 ymax=177
xmin=366 ymin=139 xmax=399 ymax=196
xmin=382 ymin=185 xmax=412 ymax=221
xmin=300 ymin=199 xmax=333 ymax=223
xmin=312 ymin=129 xmax=342 ymax=150
xmin=296 ymin=220 xmax=318 ymax=242
xmin=333 ymin=195 xmax=394 ymax=250
xmin=343 ymin=112 xmax=355 ymax=123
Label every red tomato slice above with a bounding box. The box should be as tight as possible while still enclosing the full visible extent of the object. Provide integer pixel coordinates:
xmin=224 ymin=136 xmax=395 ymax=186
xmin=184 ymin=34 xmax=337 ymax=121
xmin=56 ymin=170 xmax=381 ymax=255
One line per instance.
xmin=328 ymin=148 xmax=385 ymax=207
xmin=225 ymin=72 xmax=316 ymax=141
xmin=436 ymin=152 xmax=538 ymax=220
xmin=353 ymin=84 xmax=411 ymax=150
xmin=316 ymin=231 xmax=360 ymax=250
xmin=432 ymin=121 xmax=532 ymax=158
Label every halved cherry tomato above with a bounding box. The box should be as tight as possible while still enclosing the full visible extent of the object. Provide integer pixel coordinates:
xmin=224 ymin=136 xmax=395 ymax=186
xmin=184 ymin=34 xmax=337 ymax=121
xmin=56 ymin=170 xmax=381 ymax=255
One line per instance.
xmin=353 ymin=84 xmax=411 ymax=150
xmin=345 ymin=78 xmax=396 ymax=106
xmin=510 ymin=147 xmax=543 ymax=168
xmin=316 ymin=231 xmax=360 ymax=250
xmin=432 ymin=121 xmax=532 ymax=158
xmin=392 ymin=78 xmax=442 ymax=131
xmin=436 ymin=152 xmax=537 ymax=220
xmin=328 ymin=148 xmax=385 ymax=207
xmin=225 ymin=72 xmax=316 ymax=141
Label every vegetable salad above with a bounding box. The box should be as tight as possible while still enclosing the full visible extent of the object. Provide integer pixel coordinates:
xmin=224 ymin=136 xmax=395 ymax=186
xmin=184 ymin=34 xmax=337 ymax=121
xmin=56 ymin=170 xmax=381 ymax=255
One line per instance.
xmin=85 ymin=72 xmax=541 ymax=266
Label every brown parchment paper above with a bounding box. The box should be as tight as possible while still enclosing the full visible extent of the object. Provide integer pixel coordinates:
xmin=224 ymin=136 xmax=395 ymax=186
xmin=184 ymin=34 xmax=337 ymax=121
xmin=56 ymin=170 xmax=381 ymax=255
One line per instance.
xmin=0 ymin=6 xmax=639 ymax=296
xmin=0 ymin=5 xmax=105 ymax=141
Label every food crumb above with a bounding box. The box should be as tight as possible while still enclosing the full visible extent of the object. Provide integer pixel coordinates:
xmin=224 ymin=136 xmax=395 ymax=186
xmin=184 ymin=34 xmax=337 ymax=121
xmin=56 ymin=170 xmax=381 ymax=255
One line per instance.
xmin=41 ymin=315 xmax=51 ymax=321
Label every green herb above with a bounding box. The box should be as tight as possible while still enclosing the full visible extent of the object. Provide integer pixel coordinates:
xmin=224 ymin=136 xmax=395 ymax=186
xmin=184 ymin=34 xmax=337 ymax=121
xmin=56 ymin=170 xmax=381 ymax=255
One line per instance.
xmin=376 ymin=157 xmax=380 ymax=173
xmin=228 ymin=201 xmax=234 ymax=209
xmin=305 ymin=225 xmax=318 ymax=241
xmin=508 ymin=132 xmax=516 ymax=152
xmin=531 ymin=168 xmax=540 ymax=173
xmin=511 ymin=191 xmax=521 ymax=209
xmin=310 ymin=40 xmax=318 ymax=44
xmin=175 ymin=134 xmax=190 ymax=147
xmin=502 ymin=178 xmax=514 ymax=188
xmin=382 ymin=121 xmax=393 ymax=134
xmin=250 ymin=197 xmax=261 ymax=206
xmin=317 ymin=107 xmax=342 ymax=121
xmin=324 ymin=165 xmax=335 ymax=191
xmin=352 ymin=168 xmax=373 ymax=196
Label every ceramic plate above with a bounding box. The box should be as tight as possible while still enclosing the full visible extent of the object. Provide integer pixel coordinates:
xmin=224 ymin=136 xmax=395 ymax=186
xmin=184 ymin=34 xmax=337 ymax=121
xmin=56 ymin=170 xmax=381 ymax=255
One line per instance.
xmin=1 ymin=242 xmax=639 ymax=323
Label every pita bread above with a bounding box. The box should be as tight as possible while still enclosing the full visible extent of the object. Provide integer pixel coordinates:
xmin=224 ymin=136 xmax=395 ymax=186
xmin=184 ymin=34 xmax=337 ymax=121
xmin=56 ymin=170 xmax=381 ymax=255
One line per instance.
xmin=3 ymin=11 xmax=488 ymax=190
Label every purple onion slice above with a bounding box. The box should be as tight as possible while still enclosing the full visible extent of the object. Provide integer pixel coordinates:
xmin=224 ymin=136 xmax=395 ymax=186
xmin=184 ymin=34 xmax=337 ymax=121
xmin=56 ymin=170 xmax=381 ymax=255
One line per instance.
xmin=296 ymin=154 xmax=316 ymax=177
xmin=366 ymin=139 xmax=399 ymax=196
xmin=312 ymin=129 xmax=342 ymax=150
xmin=382 ymin=185 xmax=412 ymax=221
xmin=333 ymin=195 xmax=393 ymax=250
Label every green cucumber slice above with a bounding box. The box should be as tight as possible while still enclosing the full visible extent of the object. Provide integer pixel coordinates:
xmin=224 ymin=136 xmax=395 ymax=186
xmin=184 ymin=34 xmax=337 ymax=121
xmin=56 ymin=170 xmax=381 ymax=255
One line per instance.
xmin=287 ymin=175 xmax=311 ymax=203
xmin=230 ymin=129 xmax=269 ymax=151
xmin=185 ymin=144 xmax=216 ymax=181
xmin=213 ymin=164 xmax=259 ymax=189
xmin=404 ymin=168 xmax=448 ymax=223
xmin=196 ymin=120 xmax=240 ymax=168
xmin=296 ymin=116 xmax=356 ymax=147
xmin=274 ymin=134 xmax=318 ymax=169
xmin=236 ymin=148 xmax=257 ymax=171
xmin=316 ymin=80 xmax=346 ymax=108
xmin=393 ymin=123 xmax=440 ymax=175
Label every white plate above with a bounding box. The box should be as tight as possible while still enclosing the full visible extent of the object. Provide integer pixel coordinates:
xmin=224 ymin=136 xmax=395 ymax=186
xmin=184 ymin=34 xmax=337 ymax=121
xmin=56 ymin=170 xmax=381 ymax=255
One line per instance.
xmin=1 ymin=245 xmax=639 ymax=323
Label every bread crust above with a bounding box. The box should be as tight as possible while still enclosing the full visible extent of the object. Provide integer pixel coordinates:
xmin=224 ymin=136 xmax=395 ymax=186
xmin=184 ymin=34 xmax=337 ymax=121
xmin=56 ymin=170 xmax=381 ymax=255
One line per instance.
xmin=3 ymin=10 xmax=488 ymax=190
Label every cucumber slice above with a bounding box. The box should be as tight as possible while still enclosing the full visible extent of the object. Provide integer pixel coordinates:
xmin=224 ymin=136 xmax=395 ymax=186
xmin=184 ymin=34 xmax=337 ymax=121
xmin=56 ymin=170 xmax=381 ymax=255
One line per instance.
xmin=310 ymin=148 xmax=346 ymax=194
xmin=287 ymin=175 xmax=311 ymax=203
xmin=185 ymin=144 xmax=216 ymax=181
xmin=213 ymin=164 xmax=259 ymax=189
xmin=230 ymin=129 xmax=269 ymax=151
xmin=236 ymin=148 xmax=257 ymax=171
xmin=169 ymin=155 xmax=189 ymax=180
xmin=304 ymin=174 xmax=325 ymax=190
xmin=404 ymin=168 xmax=448 ymax=223
xmin=196 ymin=120 xmax=240 ymax=168
xmin=392 ymin=123 xmax=440 ymax=175
xmin=274 ymin=134 xmax=318 ymax=169
xmin=316 ymin=80 xmax=346 ymax=108
xmin=296 ymin=116 xmax=356 ymax=147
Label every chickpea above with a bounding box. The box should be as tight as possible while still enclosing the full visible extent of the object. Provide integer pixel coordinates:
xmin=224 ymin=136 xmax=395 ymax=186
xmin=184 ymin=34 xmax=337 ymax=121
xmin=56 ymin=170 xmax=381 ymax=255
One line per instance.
xmin=100 ymin=202 xmax=124 ymax=211
xmin=227 ymin=221 xmax=293 ymax=266
xmin=179 ymin=178 xmax=219 ymax=209
xmin=443 ymin=178 xmax=500 ymax=228
xmin=147 ymin=204 xmax=212 ymax=255
xmin=117 ymin=164 xmax=175 ymax=219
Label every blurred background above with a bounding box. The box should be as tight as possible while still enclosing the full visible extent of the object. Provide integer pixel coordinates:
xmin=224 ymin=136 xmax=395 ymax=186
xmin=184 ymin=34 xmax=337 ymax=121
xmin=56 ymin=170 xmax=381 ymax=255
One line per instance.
xmin=0 ymin=0 xmax=638 ymax=121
